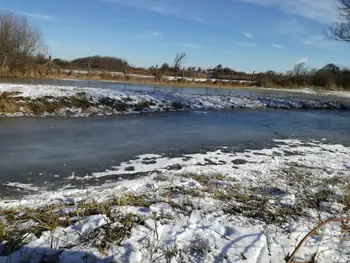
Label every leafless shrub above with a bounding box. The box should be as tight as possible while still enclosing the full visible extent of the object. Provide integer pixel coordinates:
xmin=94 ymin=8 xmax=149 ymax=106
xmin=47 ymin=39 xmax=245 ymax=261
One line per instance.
xmin=327 ymin=0 xmax=350 ymax=43
xmin=0 ymin=11 xmax=44 ymax=69
xmin=173 ymin=52 xmax=186 ymax=77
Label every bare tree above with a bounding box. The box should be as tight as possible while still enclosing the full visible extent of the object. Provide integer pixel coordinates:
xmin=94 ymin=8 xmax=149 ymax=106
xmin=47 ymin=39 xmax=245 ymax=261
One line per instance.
xmin=293 ymin=62 xmax=307 ymax=76
xmin=173 ymin=52 xmax=186 ymax=77
xmin=327 ymin=0 xmax=350 ymax=42
xmin=0 ymin=11 xmax=43 ymax=69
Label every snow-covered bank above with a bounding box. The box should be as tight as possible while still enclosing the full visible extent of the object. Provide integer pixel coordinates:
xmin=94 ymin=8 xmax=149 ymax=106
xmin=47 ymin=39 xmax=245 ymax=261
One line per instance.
xmin=1 ymin=139 xmax=349 ymax=263
xmin=1 ymin=84 xmax=350 ymax=117
xmin=260 ymin=87 xmax=350 ymax=99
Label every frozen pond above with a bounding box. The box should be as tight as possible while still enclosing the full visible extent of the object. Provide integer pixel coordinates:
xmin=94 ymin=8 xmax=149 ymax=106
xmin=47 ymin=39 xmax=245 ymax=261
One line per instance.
xmin=1 ymin=108 xmax=350 ymax=195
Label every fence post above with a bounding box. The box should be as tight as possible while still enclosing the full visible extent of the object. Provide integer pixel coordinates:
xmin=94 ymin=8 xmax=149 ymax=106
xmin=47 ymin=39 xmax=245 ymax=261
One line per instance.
xmin=155 ymin=65 xmax=158 ymax=80
xmin=48 ymin=55 xmax=52 ymax=69
xmin=88 ymin=57 xmax=91 ymax=76
xmin=124 ymin=62 xmax=127 ymax=80
xmin=182 ymin=67 xmax=185 ymax=81
xmin=252 ymin=71 xmax=255 ymax=82
xmin=231 ymin=70 xmax=234 ymax=82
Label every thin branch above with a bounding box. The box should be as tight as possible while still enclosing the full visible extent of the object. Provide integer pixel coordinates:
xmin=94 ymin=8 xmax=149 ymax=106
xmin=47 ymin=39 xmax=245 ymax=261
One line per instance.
xmin=286 ymin=217 xmax=349 ymax=263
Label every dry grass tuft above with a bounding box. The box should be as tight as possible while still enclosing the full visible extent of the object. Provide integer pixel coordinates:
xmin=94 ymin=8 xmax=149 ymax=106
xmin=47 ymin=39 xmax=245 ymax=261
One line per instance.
xmin=134 ymin=101 xmax=151 ymax=111
xmin=0 ymin=224 xmax=32 ymax=256
xmin=0 ymin=93 xmax=21 ymax=113
xmin=0 ymin=193 xmax=155 ymax=256
xmin=345 ymin=184 xmax=350 ymax=208
xmin=215 ymin=174 xmax=226 ymax=181
xmin=161 ymin=186 xmax=203 ymax=199
xmin=82 ymin=212 xmax=144 ymax=254
xmin=0 ymin=92 xmax=93 ymax=115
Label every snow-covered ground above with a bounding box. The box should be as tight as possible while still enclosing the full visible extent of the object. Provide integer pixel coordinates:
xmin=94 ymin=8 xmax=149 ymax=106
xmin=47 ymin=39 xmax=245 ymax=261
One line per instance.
xmin=260 ymin=87 xmax=350 ymax=99
xmin=1 ymin=139 xmax=349 ymax=263
xmin=1 ymin=84 xmax=350 ymax=117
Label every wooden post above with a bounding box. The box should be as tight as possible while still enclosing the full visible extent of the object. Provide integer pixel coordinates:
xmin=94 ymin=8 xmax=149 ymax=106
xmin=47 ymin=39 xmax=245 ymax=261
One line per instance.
xmin=124 ymin=62 xmax=127 ymax=79
xmin=88 ymin=57 xmax=91 ymax=76
xmin=231 ymin=70 xmax=234 ymax=82
xmin=43 ymin=55 xmax=54 ymax=75
xmin=182 ymin=67 xmax=185 ymax=81
xmin=155 ymin=65 xmax=158 ymax=79
xmin=48 ymin=55 xmax=52 ymax=69
xmin=252 ymin=71 xmax=255 ymax=82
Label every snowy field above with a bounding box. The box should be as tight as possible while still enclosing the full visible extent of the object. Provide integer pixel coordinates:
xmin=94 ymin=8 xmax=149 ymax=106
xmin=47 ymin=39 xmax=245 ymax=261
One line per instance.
xmin=0 ymin=139 xmax=349 ymax=263
xmin=1 ymin=84 xmax=350 ymax=117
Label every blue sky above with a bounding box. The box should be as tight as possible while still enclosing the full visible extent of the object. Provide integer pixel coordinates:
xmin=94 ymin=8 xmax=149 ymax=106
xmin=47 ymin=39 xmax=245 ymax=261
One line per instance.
xmin=0 ymin=0 xmax=348 ymax=72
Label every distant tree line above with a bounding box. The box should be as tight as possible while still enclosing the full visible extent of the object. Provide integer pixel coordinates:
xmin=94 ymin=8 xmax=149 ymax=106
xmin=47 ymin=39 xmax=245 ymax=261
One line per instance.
xmin=208 ymin=64 xmax=251 ymax=80
xmin=53 ymin=56 xmax=128 ymax=72
xmin=257 ymin=63 xmax=350 ymax=90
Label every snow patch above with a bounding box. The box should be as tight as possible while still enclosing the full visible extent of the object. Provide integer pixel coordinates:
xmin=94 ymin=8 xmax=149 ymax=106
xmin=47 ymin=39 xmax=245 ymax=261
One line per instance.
xmin=5 ymin=182 xmax=40 ymax=192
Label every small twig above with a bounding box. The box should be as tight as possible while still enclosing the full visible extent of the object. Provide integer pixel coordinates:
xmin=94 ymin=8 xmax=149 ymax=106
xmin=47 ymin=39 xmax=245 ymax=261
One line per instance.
xmin=286 ymin=217 xmax=349 ymax=263
xmin=208 ymin=227 xmax=230 ymax=241
xmin=151 ymin=253 xmax=164 ymax=263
